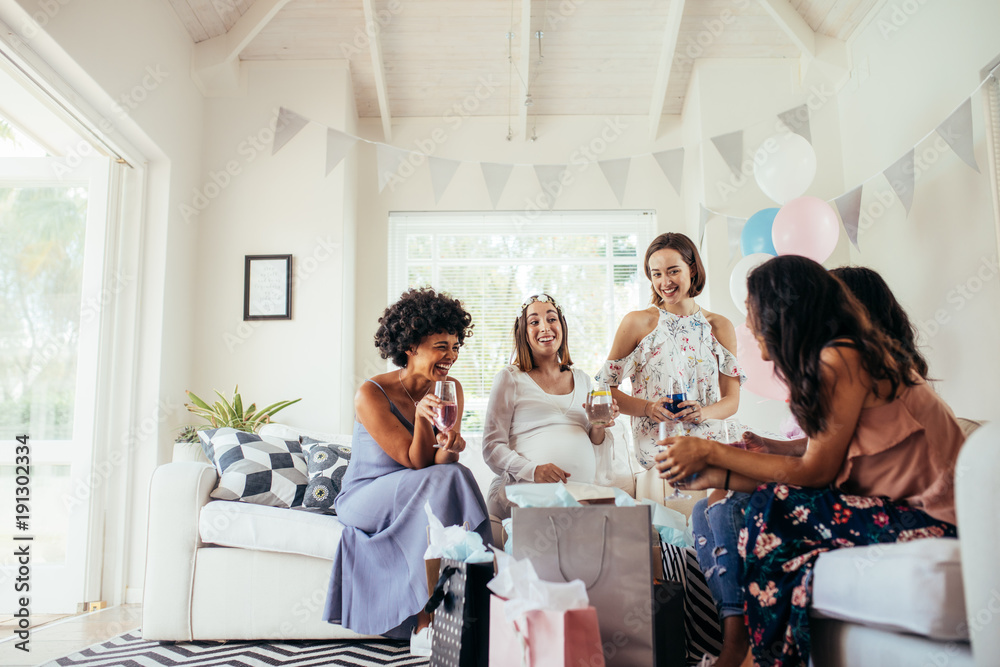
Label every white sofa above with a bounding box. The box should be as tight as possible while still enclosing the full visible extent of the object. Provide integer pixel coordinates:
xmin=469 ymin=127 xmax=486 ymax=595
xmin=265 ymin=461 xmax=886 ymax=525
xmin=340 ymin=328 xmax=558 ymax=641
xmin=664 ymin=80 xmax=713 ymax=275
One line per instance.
xmin=142 ymin=421 xmax=1000 ymax=667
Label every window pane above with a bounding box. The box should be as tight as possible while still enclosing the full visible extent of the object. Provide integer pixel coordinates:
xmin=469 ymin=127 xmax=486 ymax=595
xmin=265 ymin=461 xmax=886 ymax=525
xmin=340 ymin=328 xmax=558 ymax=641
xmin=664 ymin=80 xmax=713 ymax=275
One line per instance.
xmin=438 ymin=234 xmax=607 ymax=260
xmin=0 ymin=464 xmax=71 ymax=564
xmin=0 ymin=186 xmax=88 ymax=439
xmin=612 ymin=234 xmax=637 ymax=257
xmin=407 ymin=265 xmax=433 ymax=287
xmin=407 ymin=235 xmax=432 ymax=260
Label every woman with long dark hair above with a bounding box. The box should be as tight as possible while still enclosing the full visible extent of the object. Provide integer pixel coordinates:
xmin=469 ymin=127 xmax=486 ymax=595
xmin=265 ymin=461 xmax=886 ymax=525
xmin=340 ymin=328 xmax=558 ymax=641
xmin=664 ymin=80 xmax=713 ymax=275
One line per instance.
xmin=657 ymin=255 xmax=965 ymax=667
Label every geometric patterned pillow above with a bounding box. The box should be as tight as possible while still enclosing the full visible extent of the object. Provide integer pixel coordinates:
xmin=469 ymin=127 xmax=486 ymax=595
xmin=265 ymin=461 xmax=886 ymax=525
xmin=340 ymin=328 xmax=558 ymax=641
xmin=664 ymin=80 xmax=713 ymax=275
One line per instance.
xmin=198 ymin=427 xmax=308 ymax=508
xmin=299 ymin=435 xmax=352 ymax=513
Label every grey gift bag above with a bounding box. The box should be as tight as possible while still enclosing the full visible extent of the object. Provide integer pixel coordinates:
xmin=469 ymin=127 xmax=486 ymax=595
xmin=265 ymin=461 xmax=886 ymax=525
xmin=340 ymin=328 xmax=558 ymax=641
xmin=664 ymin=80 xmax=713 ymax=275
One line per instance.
xmin=513 ymin=505 xmax=682 ymax=667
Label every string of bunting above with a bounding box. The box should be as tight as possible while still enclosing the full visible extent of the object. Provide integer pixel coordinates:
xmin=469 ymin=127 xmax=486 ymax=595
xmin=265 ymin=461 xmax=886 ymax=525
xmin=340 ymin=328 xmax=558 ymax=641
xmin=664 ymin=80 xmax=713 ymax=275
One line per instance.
xmin=272 ymin=66 xmax=997 ymax=252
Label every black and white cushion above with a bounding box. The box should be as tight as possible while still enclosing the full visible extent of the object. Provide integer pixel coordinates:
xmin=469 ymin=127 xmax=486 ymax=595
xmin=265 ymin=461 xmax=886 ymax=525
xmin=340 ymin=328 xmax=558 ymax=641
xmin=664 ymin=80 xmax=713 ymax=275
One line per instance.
xmin=300 ymin=435 xmax=352 ymax=513
xmin=198 ymin=427 xmax=308 ymax=508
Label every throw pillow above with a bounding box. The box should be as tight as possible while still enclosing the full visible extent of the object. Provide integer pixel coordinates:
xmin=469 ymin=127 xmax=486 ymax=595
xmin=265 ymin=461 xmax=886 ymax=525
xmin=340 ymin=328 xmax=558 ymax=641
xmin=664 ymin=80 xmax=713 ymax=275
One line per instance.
xmin=198 ymin=427 xmax=308 ymax=508
xmin=300 ymin=435 xmax=352 ymax=513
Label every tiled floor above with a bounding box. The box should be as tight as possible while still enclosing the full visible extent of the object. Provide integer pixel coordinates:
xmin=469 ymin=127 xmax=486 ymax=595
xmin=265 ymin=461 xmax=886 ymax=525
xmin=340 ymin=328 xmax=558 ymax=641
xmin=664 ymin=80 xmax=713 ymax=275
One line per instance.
xmin=0 ymin=604 xmax=141 ymax=667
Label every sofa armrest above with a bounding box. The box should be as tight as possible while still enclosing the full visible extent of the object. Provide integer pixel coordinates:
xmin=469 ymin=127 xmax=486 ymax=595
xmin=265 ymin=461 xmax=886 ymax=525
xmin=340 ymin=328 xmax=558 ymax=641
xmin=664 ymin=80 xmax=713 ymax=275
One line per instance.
xmin=142 ymin=462 xmax=218 ymax=641
xmin=955 ymin=421 xmax=1000 ymax=666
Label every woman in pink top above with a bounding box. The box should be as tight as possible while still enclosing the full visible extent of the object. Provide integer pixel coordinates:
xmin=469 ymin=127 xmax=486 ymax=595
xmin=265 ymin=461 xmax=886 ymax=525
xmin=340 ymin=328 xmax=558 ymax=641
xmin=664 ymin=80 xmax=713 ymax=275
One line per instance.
xmin=657 ymin=255 xmax=964 ymax=667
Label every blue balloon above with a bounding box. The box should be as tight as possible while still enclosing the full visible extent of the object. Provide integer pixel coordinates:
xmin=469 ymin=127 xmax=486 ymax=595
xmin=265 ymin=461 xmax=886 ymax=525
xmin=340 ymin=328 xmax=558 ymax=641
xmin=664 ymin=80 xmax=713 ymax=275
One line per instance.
xmin=741 ymin=208 xmax=779 ymax=256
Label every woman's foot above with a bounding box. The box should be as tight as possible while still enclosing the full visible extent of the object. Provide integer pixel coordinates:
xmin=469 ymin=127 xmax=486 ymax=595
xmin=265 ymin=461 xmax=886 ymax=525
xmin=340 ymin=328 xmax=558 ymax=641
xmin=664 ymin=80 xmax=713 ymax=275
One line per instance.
xmin=410 ymin=626 xmax=433 ymax=657
xmin=714 ymin=615 xmax=751 ymax=667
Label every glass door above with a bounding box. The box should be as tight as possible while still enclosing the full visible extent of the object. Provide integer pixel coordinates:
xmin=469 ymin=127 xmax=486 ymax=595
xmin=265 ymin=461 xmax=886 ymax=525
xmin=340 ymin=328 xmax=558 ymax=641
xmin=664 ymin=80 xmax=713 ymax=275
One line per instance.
xmin=0 ymin=154 xmax=110 ymax=613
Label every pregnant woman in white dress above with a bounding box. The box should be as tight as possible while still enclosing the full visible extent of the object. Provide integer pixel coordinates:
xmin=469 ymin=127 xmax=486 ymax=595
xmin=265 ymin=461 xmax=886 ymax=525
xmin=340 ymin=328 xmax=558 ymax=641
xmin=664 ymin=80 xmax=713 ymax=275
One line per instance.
xmin=482 ymin=293 xmax=619 ymax=519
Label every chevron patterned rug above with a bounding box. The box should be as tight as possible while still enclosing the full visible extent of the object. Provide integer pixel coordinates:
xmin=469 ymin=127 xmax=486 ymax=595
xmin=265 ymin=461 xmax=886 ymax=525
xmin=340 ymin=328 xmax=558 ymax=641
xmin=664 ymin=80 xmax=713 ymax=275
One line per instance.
xmin=47 ymin=630 xmax=428 ymax=666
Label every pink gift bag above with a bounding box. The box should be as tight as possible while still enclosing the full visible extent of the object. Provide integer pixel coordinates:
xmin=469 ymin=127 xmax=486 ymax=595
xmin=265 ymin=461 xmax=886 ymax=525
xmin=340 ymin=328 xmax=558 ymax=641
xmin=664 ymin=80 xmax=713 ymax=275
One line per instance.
xmin=488 ymin=594 xmax=605 ymax=667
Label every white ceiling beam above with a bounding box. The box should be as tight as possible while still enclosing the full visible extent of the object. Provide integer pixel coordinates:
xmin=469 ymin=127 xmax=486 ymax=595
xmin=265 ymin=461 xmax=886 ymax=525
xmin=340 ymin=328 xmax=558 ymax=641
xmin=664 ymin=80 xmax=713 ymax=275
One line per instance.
xmin=757 ymin=0 xmax=816 ymax=58
xmin=361 ymin=0 xmax=393 ymax=141
xmin=648 ymin=0 xmax=686 ymax=140
xmin=192 ymin=0 xmax=293 ymax=96
xmin=517 ymin=0 xmax=532 ymax=140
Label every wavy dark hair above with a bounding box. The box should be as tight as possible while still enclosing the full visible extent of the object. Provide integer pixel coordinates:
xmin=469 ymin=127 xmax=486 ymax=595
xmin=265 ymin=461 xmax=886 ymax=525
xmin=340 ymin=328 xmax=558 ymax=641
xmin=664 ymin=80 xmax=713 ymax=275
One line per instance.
xmin=830 ymin=266 xmax=929 ymax=379
xmin=512 ymin=294 xmax=573 ymax=372
xmin=374 ymin=288 xmax=474 ymax=368
xmin=643 ymin=232 xmax=706 ymax=305
xmin=746 ymin=255 xmax=918 ymax=437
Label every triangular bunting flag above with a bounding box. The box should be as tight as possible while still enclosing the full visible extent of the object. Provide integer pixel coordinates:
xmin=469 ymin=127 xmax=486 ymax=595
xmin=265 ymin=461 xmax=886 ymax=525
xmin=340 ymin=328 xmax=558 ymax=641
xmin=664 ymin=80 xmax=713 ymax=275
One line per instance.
xmin=777 ymin=105 xmax=812 ymax=143
xmin=481 ymin=162 xmax=513 ymax=209
xmin=598 ymin=157 xmax=631 ymax=206
xmin=272 ymin=107 xmax=310 ymax=155
xmin=883 ymin=150 xmax=916 ymax=215
xmin=653 ymin=148 xmax=685 ymax=195
xmin=699 ymin=204 xmax=710 ymax=248
xmin=711 ymin=130 xmax=744 ymax=178
xmin=727 ymin=217 xmax=746 ymax=263
xmin=834 ymin=186 xmax=864 ymax=250
xmin=534 ymin=165 xmax=567 ymax=209
xmin=376 ymin=144 xmax=410 ymax=193
xmin=429 ymin=157 xmax=461 ymax=203
xmin=937 ymin=98 xmax=980 ymax=173
xmin=325 ymin=128 xmax=358 ymax=176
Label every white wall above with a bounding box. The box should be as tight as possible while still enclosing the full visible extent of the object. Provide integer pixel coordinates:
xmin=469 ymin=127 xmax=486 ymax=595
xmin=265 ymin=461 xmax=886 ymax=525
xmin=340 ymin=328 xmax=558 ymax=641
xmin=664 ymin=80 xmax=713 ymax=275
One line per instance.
xmin=839 ymin=0 xmax=1000 ymax=420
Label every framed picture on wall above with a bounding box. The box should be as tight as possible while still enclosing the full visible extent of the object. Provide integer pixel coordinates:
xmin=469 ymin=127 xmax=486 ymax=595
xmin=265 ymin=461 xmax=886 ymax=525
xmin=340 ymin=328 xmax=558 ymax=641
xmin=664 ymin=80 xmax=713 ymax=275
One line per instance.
xmin=244 ymin=254 xmax=292 ymax=320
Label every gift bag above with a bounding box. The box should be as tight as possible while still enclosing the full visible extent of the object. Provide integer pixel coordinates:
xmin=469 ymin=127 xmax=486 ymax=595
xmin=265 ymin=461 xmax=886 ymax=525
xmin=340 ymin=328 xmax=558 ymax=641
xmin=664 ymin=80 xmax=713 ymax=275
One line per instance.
xmin=424 ymin=559 xmax=493 ymax=667
xmin=513 ymin=505 xmax=673 ymax=667
xmin=488 ymin=594 xmax=605 ymax=667
xmin=660 ymin=542 xmax=724 ymax=662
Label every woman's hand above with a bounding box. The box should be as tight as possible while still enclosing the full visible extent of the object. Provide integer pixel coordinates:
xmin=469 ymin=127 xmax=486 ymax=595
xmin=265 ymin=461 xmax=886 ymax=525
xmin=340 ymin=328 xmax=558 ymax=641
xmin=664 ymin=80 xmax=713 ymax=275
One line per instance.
xmin=742 ymin=431 xmax=769 ymax=453
xmin=583 ymin=398 xmax=621 ymax=430
xmin=665 ymin=465 xmax=727 ymax=491
xmin=534 ymin=463 xmax=571 ymax=483
xmin=676 ymin=400 xmax=704 ymax=425
xmin=436 ymin=430 xmax=465 ymax=454
xmin=643 ymin=399 xmax=677 ymax=423
xmin=654 ymin=436 xmax=713 ymax=482
xmin=414 ymin=392 xmax=441 ymax=426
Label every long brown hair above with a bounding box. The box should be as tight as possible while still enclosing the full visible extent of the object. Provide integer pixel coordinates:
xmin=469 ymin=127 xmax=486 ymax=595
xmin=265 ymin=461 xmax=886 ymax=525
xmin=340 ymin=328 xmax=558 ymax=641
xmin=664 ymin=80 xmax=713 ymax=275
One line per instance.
xmin=512 ymin=294 xmax=573 ymax=372
xmin=643 ymin=232 xmax=706 ymax=306
xmin=746 ymin=256 xmax=918 ymax=437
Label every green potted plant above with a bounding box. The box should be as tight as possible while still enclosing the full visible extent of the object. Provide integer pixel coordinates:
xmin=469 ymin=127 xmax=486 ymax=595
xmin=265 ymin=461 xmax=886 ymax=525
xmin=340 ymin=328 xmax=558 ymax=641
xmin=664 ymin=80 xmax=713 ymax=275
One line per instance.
xmin=172 ymin=386 xmax=301 ymax=462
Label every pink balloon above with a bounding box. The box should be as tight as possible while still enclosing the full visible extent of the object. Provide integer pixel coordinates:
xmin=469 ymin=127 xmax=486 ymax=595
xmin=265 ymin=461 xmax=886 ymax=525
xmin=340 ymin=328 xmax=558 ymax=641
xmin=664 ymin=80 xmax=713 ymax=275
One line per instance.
xmin=735 ymin=323 xmax=789 ymax=402
xmin=771 ymin=196 xmax=840 ymax=263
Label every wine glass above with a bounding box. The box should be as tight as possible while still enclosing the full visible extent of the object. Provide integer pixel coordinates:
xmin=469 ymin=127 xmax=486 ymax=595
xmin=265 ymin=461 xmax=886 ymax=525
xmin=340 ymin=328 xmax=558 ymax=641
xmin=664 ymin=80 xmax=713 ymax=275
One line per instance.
xmin=720 ymin=419 xmax=748 ymax=450
xmin=662 ymin=377 xmax=687 ymax=423
xmin=432 ymin=380 xmax=458 ymax=436
xmin=586 ymin=382 xmax=614 ymax=426
xmin=659 ymin=420 xmax=693 ymax=501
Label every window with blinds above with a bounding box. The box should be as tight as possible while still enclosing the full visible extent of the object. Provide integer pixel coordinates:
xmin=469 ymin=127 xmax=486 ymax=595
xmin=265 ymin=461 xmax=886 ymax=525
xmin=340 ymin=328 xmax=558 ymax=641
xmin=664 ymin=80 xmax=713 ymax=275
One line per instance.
xmin=388 ymin=210 xmax=656 ymax=432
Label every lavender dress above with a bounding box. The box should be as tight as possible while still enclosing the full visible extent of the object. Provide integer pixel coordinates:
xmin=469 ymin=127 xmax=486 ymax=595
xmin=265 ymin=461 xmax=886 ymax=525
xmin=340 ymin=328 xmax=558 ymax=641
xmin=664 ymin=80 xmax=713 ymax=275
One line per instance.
xmin=323 ymin=380 xmax=491 ymax=639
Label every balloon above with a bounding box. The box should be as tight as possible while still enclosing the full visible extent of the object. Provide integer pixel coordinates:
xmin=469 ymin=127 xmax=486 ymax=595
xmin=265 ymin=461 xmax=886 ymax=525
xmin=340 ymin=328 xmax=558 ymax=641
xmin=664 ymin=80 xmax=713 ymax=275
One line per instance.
xmin=735 ymin=323 xmax=789 ymax=402
xmin=754 ymin=133 xmax=817 ymax=204
xmin=729 ymin=253 xmax=773 ymax=315
xmin=771 ymin=196 xmax=840 ymax=264
xmin=740 ymin=208 xmax=779 ymax=256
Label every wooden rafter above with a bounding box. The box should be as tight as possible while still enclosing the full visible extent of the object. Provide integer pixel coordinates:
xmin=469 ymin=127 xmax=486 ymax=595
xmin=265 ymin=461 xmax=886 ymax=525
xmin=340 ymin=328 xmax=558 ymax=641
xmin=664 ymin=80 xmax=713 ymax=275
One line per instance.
xmin=757 ymin=0 xmax=816 ymax=58
xmin=648 ymin=0 xmax=687 ymax=140
xmin=361 ymin=0 xmax=392 ymax=141
xmin=192 ymin=0 xmax=293 ymax=95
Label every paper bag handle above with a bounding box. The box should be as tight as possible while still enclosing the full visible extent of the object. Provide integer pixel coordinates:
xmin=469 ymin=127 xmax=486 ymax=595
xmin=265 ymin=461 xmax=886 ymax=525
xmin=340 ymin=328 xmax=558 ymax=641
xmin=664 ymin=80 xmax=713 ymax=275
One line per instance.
xmin=424 ymin=565 xmax=458 ymax=614
xmin=550 ymin=514 xmax=609 ymax=589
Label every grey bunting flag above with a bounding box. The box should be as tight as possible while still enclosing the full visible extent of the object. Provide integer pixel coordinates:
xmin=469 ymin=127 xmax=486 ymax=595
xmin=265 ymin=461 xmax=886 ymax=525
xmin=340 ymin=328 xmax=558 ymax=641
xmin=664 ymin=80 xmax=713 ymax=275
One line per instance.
xmin=937 ymin=97 xmax=980 ymax=172
xmin=653 ymin=147 xmax=685 ymax=195
xmin=777 ymin=104 xmax=812 ymax=143
xmin=711 ymin=130 xmax=744 ymax=178
xmin=599 ymin=157 xmax=632 ymax=206
xmin=272 ymin=107 xmax=310 ymax=155
xmin=534 ymin=164 xmax=568 ymax=209
xmin=325 ymin=128 xmax=358 ymax=176
xmin=728 ymin=217 xmax=746 ymax=262
xmin=883 ymin=150 xmax=916 ymax=215
xmin=481 ymin=162 xmax=513 ymax=209
xmin=429 ymin=156 xmax=461 ymax=203
xmin=835 ymin=186 xmax=864 ymax=250
xmin=699 ymin=204 xmax=710 ymax=248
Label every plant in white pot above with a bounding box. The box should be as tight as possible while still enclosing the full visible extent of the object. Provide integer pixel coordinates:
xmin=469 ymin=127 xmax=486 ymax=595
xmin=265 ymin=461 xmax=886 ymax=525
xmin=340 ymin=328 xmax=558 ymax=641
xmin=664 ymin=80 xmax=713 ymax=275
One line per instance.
xmin=172 ymin=386 xmax=301 ymax=462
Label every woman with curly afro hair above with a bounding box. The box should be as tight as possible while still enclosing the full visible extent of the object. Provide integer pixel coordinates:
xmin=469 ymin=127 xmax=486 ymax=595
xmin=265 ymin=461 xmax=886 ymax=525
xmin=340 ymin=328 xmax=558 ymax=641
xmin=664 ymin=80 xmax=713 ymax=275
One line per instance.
xmin=324 ymin=287 xmax=492 ymax=652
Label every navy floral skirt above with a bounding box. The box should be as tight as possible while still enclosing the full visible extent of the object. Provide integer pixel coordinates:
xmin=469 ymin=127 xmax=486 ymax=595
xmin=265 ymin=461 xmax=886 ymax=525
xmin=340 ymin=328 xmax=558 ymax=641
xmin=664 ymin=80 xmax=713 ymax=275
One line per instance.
xmin=740 ymin=483 xmax=957 ymax=667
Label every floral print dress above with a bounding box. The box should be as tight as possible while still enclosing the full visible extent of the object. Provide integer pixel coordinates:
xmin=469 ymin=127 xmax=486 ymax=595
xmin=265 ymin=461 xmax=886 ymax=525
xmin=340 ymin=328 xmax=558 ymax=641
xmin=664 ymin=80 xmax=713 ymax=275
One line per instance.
xmin=597 ymin=308 xmax=746 ymax=468
xmin=741 ymin=483 xmax=957 ymax=667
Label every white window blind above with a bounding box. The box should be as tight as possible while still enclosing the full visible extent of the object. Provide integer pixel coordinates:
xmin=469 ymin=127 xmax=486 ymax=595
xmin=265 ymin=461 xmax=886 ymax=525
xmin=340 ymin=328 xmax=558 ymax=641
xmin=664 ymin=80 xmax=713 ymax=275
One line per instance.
xmin=388 ymin=210 xmax=655 ymax=432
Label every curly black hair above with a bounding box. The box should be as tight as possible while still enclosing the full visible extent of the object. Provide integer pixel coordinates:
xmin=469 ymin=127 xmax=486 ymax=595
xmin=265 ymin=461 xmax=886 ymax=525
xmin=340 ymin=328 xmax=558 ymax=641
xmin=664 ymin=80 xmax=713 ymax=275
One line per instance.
xmin=374 ymin=288 xmax=474 ymax=367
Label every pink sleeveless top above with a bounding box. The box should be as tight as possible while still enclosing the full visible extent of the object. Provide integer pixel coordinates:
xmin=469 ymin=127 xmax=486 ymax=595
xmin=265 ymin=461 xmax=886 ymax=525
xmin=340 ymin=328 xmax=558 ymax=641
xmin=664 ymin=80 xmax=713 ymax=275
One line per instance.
xmin=835 ymin=381 xmax=965 ymax=524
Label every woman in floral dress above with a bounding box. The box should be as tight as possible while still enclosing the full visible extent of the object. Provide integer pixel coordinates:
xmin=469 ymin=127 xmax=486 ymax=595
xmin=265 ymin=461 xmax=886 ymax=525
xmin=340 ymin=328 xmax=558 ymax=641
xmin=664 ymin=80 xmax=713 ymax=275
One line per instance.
xmin=657 ymin=255 xmax=965 ymax=667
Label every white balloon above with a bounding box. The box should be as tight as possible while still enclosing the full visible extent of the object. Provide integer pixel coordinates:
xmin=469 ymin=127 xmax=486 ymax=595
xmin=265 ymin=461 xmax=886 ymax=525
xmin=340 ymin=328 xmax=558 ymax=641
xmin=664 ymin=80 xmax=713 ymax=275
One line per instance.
xmin=730 ymin=253 xmax=773 ymax=315
xmin=754 ymin=133 xmax=817 ymax=204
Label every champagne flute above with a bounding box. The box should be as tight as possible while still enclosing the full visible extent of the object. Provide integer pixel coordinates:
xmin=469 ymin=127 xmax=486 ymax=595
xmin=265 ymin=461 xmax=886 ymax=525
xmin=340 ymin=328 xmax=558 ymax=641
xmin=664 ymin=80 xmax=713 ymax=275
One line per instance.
xmin=659 ymin=420 xmax=693 ymax=501
xmin=720 ymin=419 xmax=748 ymax=450
xmin=431 ymin=381 xmax=458 ymax=446
xmin=586 ymin=381 xmax=614 ymax=426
